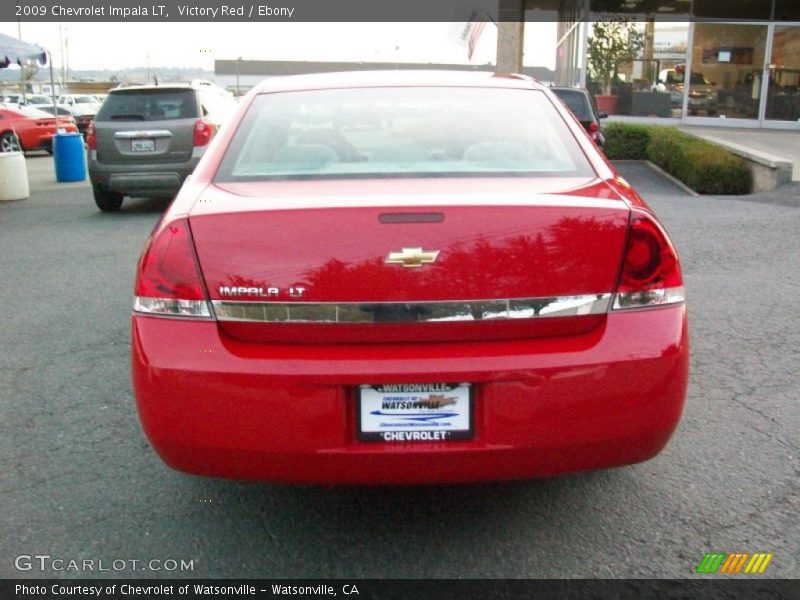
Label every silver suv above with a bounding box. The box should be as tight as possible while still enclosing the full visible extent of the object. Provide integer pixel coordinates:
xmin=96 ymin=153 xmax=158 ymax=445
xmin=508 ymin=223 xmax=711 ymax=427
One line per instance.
xmin=87 ymin=82 xmax=234 ymax=211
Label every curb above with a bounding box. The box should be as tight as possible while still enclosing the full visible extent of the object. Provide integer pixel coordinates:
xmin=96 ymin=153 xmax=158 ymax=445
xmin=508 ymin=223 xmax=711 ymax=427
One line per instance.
xmin=612 ymin=159 xmax=700 ymax=196
xmin=642 ymin=160 xmax=700 ymax=197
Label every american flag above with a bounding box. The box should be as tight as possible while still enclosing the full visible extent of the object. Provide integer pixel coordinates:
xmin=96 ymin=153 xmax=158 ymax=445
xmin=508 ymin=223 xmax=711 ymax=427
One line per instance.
xmin=466 ymin=21 xmax=486 ymax=60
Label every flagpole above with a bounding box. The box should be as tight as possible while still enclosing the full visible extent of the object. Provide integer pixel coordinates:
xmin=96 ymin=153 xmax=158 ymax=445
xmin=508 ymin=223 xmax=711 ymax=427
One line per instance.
xmin=17 ymin=18 xmax=27 ymax=103
xmin=48 ymin=50 xmax=57 ymax=118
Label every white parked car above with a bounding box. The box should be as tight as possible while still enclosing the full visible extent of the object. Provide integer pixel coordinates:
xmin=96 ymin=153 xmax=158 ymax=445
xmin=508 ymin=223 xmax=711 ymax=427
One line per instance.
xmin=57 ymin=94 xmax=102 ymax=111
xmin=25 ymin=94 xmax=56 ymax=107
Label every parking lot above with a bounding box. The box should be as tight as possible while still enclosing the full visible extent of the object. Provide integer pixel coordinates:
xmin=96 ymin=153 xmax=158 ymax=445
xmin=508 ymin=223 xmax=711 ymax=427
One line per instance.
xmin=0 ymin=154 xmax=797 ymax=578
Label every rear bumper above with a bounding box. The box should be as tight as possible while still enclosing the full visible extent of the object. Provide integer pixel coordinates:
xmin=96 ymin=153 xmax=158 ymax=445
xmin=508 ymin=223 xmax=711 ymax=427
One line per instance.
xmin=21 ymin=131 xmax=64 ymax=152
xmin=88 ymin=153 xmax=199 ymax=197
xmin=131 ymin=305 xmax=689 ymax=484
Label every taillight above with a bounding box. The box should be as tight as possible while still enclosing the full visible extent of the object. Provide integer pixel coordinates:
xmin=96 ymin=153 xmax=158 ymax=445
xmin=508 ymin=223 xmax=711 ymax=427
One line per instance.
xmin=588 ymin=121 xmax=599 ymax=133
xmin=85 ymin=121 xmax=96 ymax=150
xmin=133 ymin=218 xmax=211 ymax=318
xmin=613 ymin=210 xmax=684 ymax=310
xmin=193 ymin=118 xmax=213 ymax=147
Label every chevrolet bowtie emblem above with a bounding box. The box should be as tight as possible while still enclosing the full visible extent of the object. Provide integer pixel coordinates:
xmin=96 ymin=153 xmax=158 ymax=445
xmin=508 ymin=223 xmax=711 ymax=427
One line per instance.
xmin=385 ymin=247 xmax=440 ymax=268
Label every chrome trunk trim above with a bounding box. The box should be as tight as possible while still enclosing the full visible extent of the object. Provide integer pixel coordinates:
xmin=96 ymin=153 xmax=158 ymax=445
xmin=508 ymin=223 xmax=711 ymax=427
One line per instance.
xmin=212 ymin=294 xmax=612 ymax=323
xmin=114 ymin=130 xmax=173 ymax=139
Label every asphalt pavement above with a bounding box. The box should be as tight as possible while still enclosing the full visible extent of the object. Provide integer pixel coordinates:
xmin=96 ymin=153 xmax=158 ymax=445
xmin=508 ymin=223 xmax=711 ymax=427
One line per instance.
xmin=0 ymin=156 xmax=797 ymax=579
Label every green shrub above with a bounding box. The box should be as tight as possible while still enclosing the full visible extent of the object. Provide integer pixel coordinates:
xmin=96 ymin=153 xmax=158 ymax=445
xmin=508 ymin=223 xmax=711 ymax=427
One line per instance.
xmin=646 ymin=127 xmax=751 ymax=195
xmin=601 ymin=123 xmax=752 ymax=195
xmin=603 ymin=122 xmax=652 ymax=160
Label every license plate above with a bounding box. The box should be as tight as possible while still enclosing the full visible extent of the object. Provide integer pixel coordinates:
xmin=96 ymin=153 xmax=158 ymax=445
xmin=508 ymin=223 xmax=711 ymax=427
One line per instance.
xmin=131 ymin=139 xmax=155 ymax=152
xmin=357 ymin=383 xmax=473 ymax=443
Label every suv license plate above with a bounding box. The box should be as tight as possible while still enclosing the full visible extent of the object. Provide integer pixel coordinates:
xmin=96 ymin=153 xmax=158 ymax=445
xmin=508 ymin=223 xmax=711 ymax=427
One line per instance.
xmin=131 ymin=139 xmax=155 ymax=152
xmin=357 ymin=383 xmax=473 ymax=443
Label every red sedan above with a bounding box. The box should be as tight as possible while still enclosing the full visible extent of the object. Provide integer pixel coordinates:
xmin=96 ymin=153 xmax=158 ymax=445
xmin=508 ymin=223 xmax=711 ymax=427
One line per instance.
xmin=0 ymin=106 xmax=78 ymax=152
xmin=131 ymin=71 xmax=688 ymax=484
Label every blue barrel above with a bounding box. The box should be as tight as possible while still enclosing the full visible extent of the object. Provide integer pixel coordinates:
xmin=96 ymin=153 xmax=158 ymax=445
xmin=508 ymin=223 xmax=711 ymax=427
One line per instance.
xmin=53 ymin=132 xmax=87 ymax=183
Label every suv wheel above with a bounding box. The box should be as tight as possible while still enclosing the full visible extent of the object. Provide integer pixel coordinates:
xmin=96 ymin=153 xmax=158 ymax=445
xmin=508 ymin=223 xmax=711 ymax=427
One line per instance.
xmin=92 ymin=184 xmax=124 ymax=212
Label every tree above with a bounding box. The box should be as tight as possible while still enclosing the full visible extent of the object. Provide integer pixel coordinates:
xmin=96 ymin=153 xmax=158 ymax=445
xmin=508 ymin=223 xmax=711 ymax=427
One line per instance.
xmin=588 ymin=18 xmax=644 ymax=95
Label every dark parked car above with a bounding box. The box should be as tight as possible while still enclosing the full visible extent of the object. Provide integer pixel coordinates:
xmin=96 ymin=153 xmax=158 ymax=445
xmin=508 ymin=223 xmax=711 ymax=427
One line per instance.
xmin=35 ymin=104 xmax=94 ymax=137
xmin=550 ymin=86 xmax=607 ymax=148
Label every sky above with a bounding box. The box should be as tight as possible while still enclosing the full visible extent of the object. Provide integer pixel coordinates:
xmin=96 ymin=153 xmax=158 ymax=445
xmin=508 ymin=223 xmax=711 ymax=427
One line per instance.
xmin=0 ymin=21 xmax=560 ymax=73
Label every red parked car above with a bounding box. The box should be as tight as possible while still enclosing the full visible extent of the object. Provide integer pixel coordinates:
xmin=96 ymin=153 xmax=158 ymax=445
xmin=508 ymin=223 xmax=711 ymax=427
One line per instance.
xmin=0 ymin=106 xmax=78 ymax=152
xmin=131 ymin=71 xmax=688 ymax=484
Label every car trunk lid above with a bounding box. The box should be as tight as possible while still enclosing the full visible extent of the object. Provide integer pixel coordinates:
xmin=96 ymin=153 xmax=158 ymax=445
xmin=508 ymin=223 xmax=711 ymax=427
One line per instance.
xmin=189 ymin=178 xmax=629 ymax=343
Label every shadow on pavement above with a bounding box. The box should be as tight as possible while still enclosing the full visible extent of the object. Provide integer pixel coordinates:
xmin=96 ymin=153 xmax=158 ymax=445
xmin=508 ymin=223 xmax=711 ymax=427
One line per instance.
xmin=179 ymin=465 xmax=625 ymax=527
xmin=90 ymin=196 xmax=172 ymax=216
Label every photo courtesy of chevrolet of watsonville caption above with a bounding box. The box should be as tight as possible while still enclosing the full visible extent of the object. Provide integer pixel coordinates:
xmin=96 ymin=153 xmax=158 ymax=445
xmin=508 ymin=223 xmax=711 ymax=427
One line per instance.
xmin=131 ymin=70 xmax=688 ymax=484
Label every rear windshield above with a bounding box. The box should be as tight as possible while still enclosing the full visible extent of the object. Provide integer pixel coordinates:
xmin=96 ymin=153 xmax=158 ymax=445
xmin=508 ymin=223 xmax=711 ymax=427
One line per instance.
xmin=95 ymin=89 xmax=199 ymax=122
xmin=214 ymin=87 xmax=594 ymax=182
xmin=17 ymin=106 xmax=54 ymax=118
xmin=34 ymin=106 xmax=71 ymax=116
xmin=552 ymin=89 xmax=594 ymax=121
xmin=72 ymin=96 xmax=97 ymax=104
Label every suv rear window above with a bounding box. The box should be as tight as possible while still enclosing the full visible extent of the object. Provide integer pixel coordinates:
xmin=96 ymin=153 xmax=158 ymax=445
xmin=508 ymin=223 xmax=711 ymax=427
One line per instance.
xmin=552 ymin=89 xmax=594 ymax=121
xmin=215 ymin=87 xmax=594 ymax=181
xmin=95 ymin=89 xmax=199 ymax=122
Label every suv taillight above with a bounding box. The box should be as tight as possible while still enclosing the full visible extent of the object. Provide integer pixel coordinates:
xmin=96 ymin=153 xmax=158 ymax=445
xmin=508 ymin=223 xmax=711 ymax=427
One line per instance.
xmin=133 ymin=218 xmax=211 ymax=318
xmin=613 ymin=210 xmax=684 ymax=310
xmin=85 ymin=121 xmax=96 ymax=150
xmin=193 ymin=118 xmax=213 ymax=147
xmin=588 ymin=121 xmax=599 ymax=133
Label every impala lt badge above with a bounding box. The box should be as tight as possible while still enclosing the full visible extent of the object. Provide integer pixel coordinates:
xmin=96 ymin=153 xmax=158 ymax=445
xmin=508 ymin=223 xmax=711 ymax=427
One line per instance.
xmin=219 ymin=286 xmax=306 ymax=298
xmin=385 ymin=247 xmax=440 ymax=268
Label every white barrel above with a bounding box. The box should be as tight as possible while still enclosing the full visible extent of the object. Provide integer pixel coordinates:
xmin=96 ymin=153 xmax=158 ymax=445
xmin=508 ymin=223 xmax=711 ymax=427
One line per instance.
xmin=0 ymin=152 xmax=30 ymax=201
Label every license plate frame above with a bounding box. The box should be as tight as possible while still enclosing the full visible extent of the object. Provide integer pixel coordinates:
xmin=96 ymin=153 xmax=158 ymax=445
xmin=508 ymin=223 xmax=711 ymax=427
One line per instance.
xmin=131 ymin=139 xmax=155 ymax=152
xmin=356 ymin=383 xmax=474 ymax=443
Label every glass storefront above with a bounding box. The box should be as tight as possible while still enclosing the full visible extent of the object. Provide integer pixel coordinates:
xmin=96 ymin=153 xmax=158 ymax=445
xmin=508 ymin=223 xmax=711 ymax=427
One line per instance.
xmin=765 ymin=26 xmax=800 ymax=122
xmin=579 ymin=1 xmax=800 ymax=127
xmin=688 ymin=23 xmax=768 ymax=120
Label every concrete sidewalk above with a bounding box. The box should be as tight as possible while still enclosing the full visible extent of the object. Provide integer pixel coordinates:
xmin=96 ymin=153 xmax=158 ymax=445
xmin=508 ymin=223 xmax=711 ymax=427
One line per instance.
xmin=677 ymin=126 xmax=800 ymax=183
xmin=607 ymin=115 xmax=800 ymax=186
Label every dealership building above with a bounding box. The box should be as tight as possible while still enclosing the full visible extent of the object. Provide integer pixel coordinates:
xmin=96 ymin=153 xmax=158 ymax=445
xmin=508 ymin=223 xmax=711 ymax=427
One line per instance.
xmin=536 ymin=0 xmax=800 ymax=128
xmin=216 ymin=1 xmax=799 ymax=130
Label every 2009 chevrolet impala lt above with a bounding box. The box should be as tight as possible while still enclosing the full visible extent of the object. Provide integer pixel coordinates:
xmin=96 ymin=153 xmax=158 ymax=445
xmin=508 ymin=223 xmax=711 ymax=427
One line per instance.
xmin=131 ymin=71 xmax=688 ymax=484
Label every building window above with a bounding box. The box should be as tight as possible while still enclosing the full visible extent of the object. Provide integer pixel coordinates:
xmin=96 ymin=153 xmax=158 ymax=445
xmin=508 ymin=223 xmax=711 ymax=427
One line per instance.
xmin=766 ymin=25 xmax=800 ymax=121
xmin=689 ymin=23 xmax=768 ymax=119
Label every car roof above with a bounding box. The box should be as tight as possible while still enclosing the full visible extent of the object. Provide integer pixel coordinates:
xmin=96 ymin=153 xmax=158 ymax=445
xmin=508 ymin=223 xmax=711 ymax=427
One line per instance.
xmin=251 ymin=70 xmax=544 ymax=94
xmin=109 ymin=83 xmax=198 ymax=94
xmin=550 ymin=86 xmax=589 ymax=95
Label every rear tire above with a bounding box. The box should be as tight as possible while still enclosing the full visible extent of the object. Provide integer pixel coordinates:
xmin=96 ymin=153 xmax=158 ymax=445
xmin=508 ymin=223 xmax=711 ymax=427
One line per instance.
xmin=92 ymin=184 xmax=124 ymax=212
xmin=0 ymin=131 xmax=21 ymax=153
